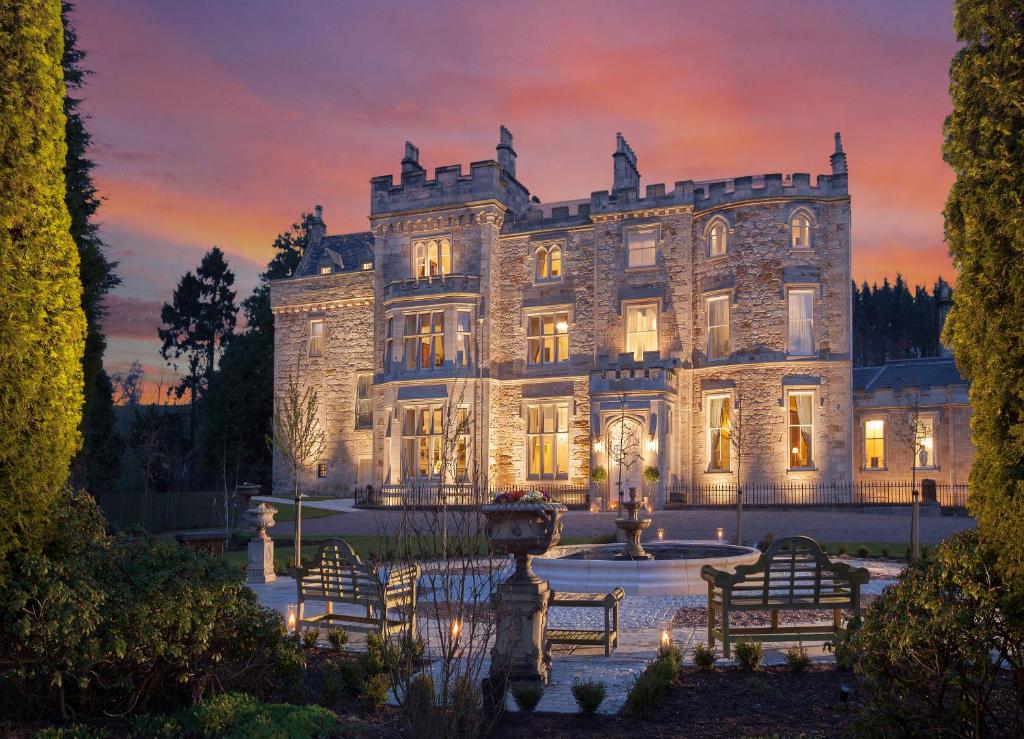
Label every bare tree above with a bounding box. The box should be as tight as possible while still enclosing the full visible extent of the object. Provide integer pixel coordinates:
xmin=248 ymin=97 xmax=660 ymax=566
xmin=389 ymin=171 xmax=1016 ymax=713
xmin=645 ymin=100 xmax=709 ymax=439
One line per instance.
xmin=727 ymin=389 xmax=750 ymax=545
xmin=891 ymin=384 xmax=927 ymax=561
xmin=609 ymin=393 xmax=643 ymax=507
xmin=112 ymin=360 xmax=146 ymax=406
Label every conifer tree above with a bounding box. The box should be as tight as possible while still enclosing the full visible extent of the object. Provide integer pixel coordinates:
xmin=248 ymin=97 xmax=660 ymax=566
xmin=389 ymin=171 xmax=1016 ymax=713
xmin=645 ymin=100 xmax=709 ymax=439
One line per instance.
xmin=0 ymin=0 xmax=87 ymax=558
xmin=63 ymin=2 xmax=121 ymax=494
xmin=943 ymin=0 xmax=1024 ymax=582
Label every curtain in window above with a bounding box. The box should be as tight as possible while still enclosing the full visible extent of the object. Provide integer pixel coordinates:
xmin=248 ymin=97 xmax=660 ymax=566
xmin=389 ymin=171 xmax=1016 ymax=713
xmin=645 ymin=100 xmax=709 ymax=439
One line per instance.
xmin=707 ymin=297 xmax=729 ymax=359
xmin=626 ymin=305 xmax=657 ymax=359
xmin=708 ymin=396 xmax=731 ymax=470
xmin=788 ymin=291 xmax=814 ymax=355
xmin=788 ymin=392 xmax=813 ymax=468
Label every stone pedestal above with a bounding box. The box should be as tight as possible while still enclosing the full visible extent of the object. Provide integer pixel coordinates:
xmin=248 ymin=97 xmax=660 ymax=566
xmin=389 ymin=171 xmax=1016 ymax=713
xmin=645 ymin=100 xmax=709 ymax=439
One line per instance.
xmin=490 ymin=572 xmax=552 ymax=683
xmin=248 ymin=537 xmax=276 ymax=584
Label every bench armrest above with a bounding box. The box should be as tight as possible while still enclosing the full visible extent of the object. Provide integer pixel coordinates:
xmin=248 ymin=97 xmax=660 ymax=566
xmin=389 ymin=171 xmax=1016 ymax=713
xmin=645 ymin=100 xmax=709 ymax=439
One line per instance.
xmin=700 ymin=563 xmax=737 ymax=588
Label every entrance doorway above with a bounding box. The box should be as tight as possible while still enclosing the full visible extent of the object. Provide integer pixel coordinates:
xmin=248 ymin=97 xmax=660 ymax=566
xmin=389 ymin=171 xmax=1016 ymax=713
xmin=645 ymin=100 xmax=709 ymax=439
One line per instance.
xmin=607 ymin=416 xmax=644 ymax=501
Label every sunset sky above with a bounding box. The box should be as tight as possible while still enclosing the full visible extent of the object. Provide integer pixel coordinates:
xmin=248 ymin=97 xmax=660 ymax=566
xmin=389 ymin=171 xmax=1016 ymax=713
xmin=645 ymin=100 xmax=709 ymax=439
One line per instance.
xmin=71 ymin=0 xmax=959 ymax=395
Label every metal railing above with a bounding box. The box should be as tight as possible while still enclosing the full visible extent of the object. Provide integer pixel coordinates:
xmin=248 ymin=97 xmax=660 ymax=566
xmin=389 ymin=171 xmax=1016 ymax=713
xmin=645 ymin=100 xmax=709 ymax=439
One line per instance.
xmin=664 ymin=481 xmax=969 ymax=509
xmin=354 ymin=483 xmax=590 ymax=510
xmin=94 ymin=490 xmax=229 ymax=532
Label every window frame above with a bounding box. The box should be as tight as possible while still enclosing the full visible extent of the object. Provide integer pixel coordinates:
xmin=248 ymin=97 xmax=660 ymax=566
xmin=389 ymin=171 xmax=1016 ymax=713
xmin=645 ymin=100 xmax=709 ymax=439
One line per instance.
xmin=525 ymin=399 xmax=571 ymax=481
xmin=400 ymin=404 xmax=470 ymax=481
xmin=914 ymin=413 xmax=938 ymax=470
xmin=402 ymin=310 xmax=445 ymax=371
xmin=525 ymin=308 xmax=570 ymax=367
xmin=412 ymin=237 xmax=452 ymax=279
xmin=354 ymin=373 xmax=373 ymax=430
xmin=319 ymin=265 xmax=333 ymax=275
xmin=863 ymin=417 xmax=886 ymax=471
xmin=789 ymin=211 xmax=813 ymax=249
xmin=308 ymin=319 xmax=324 ymax=357
xmin=624 ymin=301 xmax=659 ymax=361
xmin=533 ymin=243 xmax=563 ymax=284
xmin=316 ymin=462 xmax=328 ymax=479
xmin=625 ymin=225 xmax=659 ymax=269
xmin=786 ymin=287 xmax=816 ymax=356
xmin=707 ymin=218 xmax=728 ymax=258
xmin=786 ymin=389 xmax=816 ymax=471
xmin=705 ymin=293 xmax=730 ymax=360
xmin=705 ymin=393 xmax=732 ymax=473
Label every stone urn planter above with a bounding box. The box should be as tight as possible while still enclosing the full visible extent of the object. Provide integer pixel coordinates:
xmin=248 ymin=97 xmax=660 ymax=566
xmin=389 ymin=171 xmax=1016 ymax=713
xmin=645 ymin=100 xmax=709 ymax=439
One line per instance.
xmin=245 ymin=501 xmax=278 ymax=584
xmin=483 ymin=500 xmax=566 ymax=686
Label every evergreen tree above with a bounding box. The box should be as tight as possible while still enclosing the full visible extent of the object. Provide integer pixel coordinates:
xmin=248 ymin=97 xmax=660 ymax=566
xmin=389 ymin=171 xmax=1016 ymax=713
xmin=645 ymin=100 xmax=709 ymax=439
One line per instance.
xmin=0 ymin=0 xmax=87 ymax=558
xmin=943 ymin=0 xmax=1024 ymax=582
xmin=63 ymin=2 xmax=121 ymax=494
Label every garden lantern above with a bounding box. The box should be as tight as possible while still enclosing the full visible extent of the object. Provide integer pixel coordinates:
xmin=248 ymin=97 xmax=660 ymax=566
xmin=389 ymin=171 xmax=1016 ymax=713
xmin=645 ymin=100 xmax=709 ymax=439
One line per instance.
xmin=716 ymin=527 xmax=725 ymax=542
xmin=660 ymin=629 xmax=672 ymax=649
xmin=656 ymin=527 xmax=665 ymax=540
xmin=286 ymin=604 xmax=298 ymax=634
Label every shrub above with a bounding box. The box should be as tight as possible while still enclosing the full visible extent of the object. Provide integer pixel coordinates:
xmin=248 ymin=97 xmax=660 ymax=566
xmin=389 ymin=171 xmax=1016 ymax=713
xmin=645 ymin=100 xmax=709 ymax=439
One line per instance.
xmin=881 ymin=546 xmax=891 ymax=558
xmin=734 ymin=640 xmax=763 ymax=670
xmin=362 ymin=673 xmax=391 ymax=711
xmin=511 ymin=682 xmax=544 ymax=711
xmin=0 ymin=495 xmax=304 ymax=721
xmin=825 ymin=615 xmax=861 ymax=670
xmin=590 ymin=466 xmax=608 ymax=483
xmin=324 ymin=660 xmax=366 ymax=703
xmin=179 ymin=692 xmax=337 ymax=737
xmin=642 ymin=465 xmax=661 ymax=483
xmin=857 ymin=546 xmax=870 ymax=558
xmin=921 ymin=545 xmax=931 ymax=561
xmin=837 ymin=546 xmax=848 ymax=556
xmin=848 ymin=530 xmax=1024 ymax=737
xmin=571 ymin=679 xmax=606 ymax=716
xmin=625 ymin=656 xmax=676 ymax=717
xmin=302 ymin=627 xmax=322 ymax=649
xmin=451 ymin=675 xmax=483 ymax=739
xmin=784 ymin=645 xmax=811 ymax=673
xmin=327 ymin=628 xmax=349 ymax=653
xmin=402 ymin=673 xmax=437 ymax=736
xmin=656 ymin=644 xmax=682 ymax=677
xmin=692 ymin=643 xmax=716 ymax=670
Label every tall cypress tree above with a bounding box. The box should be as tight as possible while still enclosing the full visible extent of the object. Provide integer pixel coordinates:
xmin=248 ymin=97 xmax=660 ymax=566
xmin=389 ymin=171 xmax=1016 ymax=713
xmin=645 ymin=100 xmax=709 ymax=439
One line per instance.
xmin=943 ymin=0 xmax=1024 ymax=581
xmin=0 ymin=0 xmax=87 ymax=559
xmin=63 ymin=2 xmax=121 ymax=495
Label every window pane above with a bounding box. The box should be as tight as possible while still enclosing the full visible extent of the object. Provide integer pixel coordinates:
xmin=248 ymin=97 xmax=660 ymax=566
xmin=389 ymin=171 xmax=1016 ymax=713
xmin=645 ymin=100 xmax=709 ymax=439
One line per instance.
xmin=787 ymin=291 xmax=814 ymax=355
xmin=627 ymin=229 xmax=657 ymax=267
xmin=550 ymin=247 xmax=561 ymax=277
xmin=458 ymin=311 xmax=471 ymax=332
xmin=865 ymin=419 xmax=885 ymax=468
xmin=536 ymin=248 xmax=548 ymax=279
xmin=440 ymin=239 xmax=451 ymax=274
xmin=557 ymin=433 xmax=568 ymax=473
xmin=916 ymin=418 xmax=935 ymax=467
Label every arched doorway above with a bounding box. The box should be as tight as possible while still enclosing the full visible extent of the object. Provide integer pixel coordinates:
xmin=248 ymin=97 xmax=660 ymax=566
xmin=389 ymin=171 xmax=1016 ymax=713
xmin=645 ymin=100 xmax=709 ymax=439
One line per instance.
xmin=606 ymin=416 xmax=644 ymax=501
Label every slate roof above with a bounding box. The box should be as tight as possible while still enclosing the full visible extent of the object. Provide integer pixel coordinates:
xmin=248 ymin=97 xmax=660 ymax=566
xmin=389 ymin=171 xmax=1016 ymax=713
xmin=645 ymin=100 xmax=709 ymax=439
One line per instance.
xmin=294 ymin=232 xmax=374 ymax=277
xmin=853 ymin=357 xmax=967 ymax=392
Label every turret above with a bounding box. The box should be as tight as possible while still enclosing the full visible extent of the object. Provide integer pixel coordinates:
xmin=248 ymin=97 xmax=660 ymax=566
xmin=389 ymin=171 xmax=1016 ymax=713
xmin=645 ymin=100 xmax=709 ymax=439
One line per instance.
xmin=497 ymin=125 xmax=517 ymax=178
xmin=830 ymin=132 xmax=847 ymax=176
xmin=612 ymin=132 xmax=640 ymax=196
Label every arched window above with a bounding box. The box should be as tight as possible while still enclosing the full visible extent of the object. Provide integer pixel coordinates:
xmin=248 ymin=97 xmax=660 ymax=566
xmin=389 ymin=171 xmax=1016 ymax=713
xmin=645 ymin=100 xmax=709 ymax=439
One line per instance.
xmin=708 ymin=220 xmax=727 ymax=257
xmin=790 ymin=213 xmax=812 ymax=249
xmin=534 ymin=244 xmax=562 ymax=283
xmin=413 ymin=238 xmax=452 ymax=278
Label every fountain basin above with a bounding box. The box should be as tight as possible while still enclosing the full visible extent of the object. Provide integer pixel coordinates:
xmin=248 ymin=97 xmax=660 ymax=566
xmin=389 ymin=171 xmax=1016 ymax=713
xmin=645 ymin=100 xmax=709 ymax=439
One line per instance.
xmin=532 ymin=540 xmax=761 ymax=596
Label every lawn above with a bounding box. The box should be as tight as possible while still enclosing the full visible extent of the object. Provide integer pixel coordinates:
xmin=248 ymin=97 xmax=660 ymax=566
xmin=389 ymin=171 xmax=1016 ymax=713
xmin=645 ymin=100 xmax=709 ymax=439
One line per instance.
xmin=267 ymin=501 xmax=340 ymax=523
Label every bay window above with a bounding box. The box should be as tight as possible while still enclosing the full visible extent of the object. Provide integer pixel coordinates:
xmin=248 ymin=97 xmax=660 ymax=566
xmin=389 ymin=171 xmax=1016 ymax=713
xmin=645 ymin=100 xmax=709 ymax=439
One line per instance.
xmin=404 ymin=311 xmax=444 ymax=370
xmin=413 ymin=237 xmax=452 ymax=278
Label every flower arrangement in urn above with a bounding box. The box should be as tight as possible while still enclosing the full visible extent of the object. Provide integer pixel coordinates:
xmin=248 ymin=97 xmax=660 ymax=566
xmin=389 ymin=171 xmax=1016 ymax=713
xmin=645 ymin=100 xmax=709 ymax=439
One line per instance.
xmin=491 ymin=489 xmax=551 ymax=505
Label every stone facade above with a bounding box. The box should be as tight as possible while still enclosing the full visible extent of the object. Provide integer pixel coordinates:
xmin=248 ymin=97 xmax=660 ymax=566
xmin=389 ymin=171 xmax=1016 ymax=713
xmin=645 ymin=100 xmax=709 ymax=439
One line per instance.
xmin=270 ymin=128 xmax=865 ymax=506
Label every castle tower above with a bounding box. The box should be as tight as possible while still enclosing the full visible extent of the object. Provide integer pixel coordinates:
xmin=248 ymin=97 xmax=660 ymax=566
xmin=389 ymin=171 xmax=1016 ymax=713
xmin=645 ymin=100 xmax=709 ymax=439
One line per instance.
xmin=497 ymin=125 xmax=517 ymax=178
xmin=612 ymin=132 xmax=640 ymax=196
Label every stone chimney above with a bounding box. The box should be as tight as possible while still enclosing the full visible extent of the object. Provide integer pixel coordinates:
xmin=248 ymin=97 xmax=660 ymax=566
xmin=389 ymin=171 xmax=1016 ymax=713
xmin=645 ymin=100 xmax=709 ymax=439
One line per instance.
xmin=310 ymin=204 xmax=326 ymax=244
xmin=496 ymin=125 xmax=517 ymax=178
xmin=612 ymin=132 xmax=640 ymax=195
xmin=401 ymin=141 xmax=424 ymax=177
xmin=830 ymin=132 xmax=848 ymax=176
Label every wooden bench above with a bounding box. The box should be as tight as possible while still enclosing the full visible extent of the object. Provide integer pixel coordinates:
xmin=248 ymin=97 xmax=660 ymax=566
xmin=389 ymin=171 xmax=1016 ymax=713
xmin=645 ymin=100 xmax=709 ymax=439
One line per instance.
xmin=547 ymin=588 xmax=625 ymax=656
xmin=701 ymin=536 xmax=869 ymax=658
xmin=297 ymin=539 xmax=420 ymax=638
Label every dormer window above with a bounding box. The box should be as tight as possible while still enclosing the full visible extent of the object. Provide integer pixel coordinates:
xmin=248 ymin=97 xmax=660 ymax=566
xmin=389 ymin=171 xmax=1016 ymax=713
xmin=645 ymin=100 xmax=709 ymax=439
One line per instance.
xmin=414 ymin=238 xmax=451 ymax=278
xmin=708 ymin=220 xmax=727 ymax=257
xmin=320 ymin=265 xmax=332 ymax=275
xmin=362 ymin=262 xmax=373 ymax=270
xmin=790 ymin=213 xmax=812 ymax=248
xmin=534 ymin=244 xmax=562 ymax=283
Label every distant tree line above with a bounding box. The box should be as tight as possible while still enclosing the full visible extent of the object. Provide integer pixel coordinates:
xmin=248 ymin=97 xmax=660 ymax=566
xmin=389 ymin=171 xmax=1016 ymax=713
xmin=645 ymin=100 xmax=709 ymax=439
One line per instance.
xmin=852 ymin=276 xmax=952 ymax=367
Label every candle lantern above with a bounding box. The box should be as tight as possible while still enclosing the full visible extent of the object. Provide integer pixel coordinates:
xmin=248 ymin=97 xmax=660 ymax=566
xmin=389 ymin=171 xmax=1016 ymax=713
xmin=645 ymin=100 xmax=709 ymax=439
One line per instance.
xmin=660 ymin=628 xmax=672 ymax=649
xmin=656 ymin=527 xmax=665 ymax=541
xmin=286 ymin=604 xmax=298 ymax=634
xmin=716 ymin=527 xmax=725 ymax=542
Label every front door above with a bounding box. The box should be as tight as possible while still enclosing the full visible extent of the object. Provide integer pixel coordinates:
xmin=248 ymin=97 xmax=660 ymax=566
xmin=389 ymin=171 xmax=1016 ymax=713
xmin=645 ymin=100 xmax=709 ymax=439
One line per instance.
xmin=607 ymin=416 xmax=644 ymax=501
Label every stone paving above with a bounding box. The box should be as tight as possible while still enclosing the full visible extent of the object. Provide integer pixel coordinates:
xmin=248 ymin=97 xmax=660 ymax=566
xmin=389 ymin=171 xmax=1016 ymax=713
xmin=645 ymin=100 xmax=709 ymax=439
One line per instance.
xmin=250 ymin=557 xmax=898 ymax=715
xmin=277 ymin=505 xmax=975 ymax=546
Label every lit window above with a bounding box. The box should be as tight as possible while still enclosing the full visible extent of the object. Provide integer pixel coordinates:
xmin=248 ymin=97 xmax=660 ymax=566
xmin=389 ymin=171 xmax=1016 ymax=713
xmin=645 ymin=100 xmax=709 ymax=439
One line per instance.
xmin=320 ymin=265 xmax=332 ymax=275
xmin=534 ymin=245 xmax=563 ymax=283
xmin=308 ymin=319 xmax=324 ymax=357
xmin=527 ymin=311 xmax=569 ymax=365
xmin=401 ymin=405 xmax=469 ymax=480
xmin=787 ymin=391 xmax=814 ymax=469
xmin=707 ymin=395 xmax=731 ymax=472
xmin=708 ymin=221 xmax=727 ymax=257
xmin=355 ymin=373 xmax=372 ymax=429
xmin=787 ymin=290 xmax=814 ymax=355
xmin=413 ymin=238 xmax=452 ymax=278
xmin=627 ymin=227 xmax=657 ymax=267
xmin=864 ymin=419 xmax=885 ymax=469
xmin=790 ymin=213 xmax=811 ymax=248
xmin=706 ymin=295 xmax=730 ymax=360
xmin=527 ymin=401 xmax=570 ymax=480
xmin=384 ymin=316 xmax=394 ymax=371
xmin=317 ymin=462 xmax=327 ymax=479
xmin=625 ymin=304 xmax=658 ymax=360
xmin=915 ymin=417 xmax=936 ymax=469
xmin=403 ymin=311 xmax=444 ymax=370
xmin=456 ymin=310 xmax=473 ymax=368
xmin=362 ymin=262 xmax=373 ymax=270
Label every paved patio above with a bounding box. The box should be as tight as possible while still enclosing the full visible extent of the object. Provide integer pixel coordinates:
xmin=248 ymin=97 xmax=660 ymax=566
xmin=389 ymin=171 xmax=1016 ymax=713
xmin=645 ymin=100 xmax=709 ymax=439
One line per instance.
xmin=251 ymin=557 xmax=897 ymax=714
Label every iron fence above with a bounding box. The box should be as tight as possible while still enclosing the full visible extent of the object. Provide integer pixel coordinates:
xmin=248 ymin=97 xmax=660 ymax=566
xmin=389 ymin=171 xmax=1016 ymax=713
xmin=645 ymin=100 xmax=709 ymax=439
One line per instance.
xmin=355 ymin=483 xmax=590 ymax=510
xmin=664 ymin=481 xmax=969 ymax=509
xmin=93 ymin=490 xmax=229 ymax=532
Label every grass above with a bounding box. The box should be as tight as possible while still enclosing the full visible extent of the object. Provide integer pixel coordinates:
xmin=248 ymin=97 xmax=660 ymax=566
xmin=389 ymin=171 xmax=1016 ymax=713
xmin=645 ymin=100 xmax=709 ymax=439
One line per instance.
xmin=819 ymin=541 xmax=909 ymax=559
xmin=267 ymin=502 xmax=339 ymax=523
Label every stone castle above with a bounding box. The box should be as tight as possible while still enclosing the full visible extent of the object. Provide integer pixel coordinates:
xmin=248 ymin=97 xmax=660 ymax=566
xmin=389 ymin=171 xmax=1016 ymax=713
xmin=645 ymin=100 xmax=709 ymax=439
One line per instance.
xmin=270 ymin=128 xmax=973 ymax=507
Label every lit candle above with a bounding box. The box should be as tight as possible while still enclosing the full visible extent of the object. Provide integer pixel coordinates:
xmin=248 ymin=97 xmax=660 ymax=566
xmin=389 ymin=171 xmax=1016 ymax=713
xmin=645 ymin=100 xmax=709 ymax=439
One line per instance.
xmin=656 ymin=527 xmax=665 ymax=540
xmin=715 ymin=527 xmax=724 ymax=542
xmin=660 ymin=629 xmax=672 ymax=649
xmin=286 ymin=604 xmax=297 ymax=634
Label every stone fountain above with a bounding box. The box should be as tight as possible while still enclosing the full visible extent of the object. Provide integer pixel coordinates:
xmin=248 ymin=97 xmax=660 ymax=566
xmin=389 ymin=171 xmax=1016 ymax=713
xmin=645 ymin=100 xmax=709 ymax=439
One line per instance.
xmin=616 ymin=486 xmax=653 ymax=560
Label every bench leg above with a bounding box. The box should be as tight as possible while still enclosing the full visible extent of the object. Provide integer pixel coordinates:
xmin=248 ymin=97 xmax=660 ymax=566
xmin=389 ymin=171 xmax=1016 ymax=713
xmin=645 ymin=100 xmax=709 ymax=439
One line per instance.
xmin=833 ymin=608 xmax=841 ymax=633
xmin=721 ymin=610 xmax=730 ymax=659
xmin=771 ymin=609 xmax=779 ymax=632
xmin=613 ymin=602 xmax=619 ymax=649
xmin=706 ymin=584 xmax=716 ymax=651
